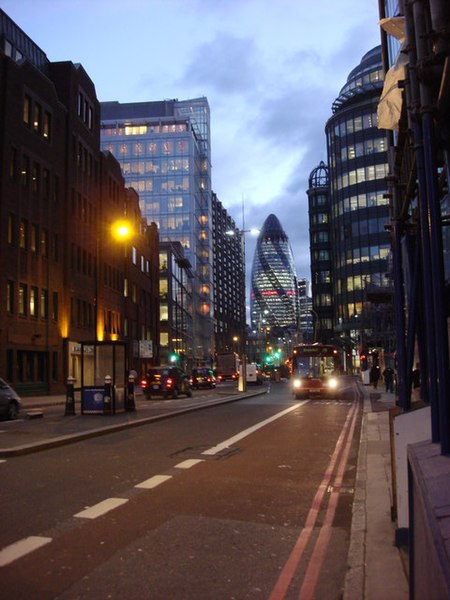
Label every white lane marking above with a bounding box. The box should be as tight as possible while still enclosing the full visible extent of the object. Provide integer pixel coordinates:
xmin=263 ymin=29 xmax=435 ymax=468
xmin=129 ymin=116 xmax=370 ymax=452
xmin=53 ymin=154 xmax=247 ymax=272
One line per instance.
xmin=174 ymin=459 xmax=204 ymax=469
xmin=202 ymin=402 xmax=306 ymax=456
xmin=135 ymin=474 xmax=172 ymax=489
xmin=74 ymin=498 xmax=128 ymax=519
xmin=0 ymin=536 xmax=52 ymax=567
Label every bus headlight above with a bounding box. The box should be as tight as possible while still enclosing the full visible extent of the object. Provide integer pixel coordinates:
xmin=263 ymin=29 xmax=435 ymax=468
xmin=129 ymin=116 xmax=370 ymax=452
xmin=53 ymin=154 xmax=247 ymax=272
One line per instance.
xmin=328 ymin=377 xmax=338 ymax=389
xmin=292 ymin=378 xmax=302 ymax=389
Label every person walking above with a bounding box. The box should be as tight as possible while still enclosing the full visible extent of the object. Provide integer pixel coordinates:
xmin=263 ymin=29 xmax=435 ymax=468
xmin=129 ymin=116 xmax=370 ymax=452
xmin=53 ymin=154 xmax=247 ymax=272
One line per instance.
xmin=383 ymin=366 xmax=394 ymax=392
xmin=370 ymin=364 xmax=380 ymax=389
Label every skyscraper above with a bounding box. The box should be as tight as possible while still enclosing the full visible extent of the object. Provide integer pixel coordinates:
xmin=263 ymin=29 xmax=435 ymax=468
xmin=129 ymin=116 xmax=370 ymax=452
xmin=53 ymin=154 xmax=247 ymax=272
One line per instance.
xmin=250 ymin=214 xmax=299 ymax=336
xmin=100 ymin=98 xmax=213 ymax=364
xmin=324 ymin=46 xmax=393 ymax=360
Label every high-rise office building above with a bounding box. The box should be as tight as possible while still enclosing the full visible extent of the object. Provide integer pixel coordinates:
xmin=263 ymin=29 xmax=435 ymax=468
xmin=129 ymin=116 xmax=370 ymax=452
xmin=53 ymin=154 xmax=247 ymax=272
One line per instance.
xmin=250 ymin=214 xmax=300 ymax=336
xmin=100 ymin=98 xmax=213 ymax=365
xmin=307 ymin=161 xmax=334 ymax=343
xmin=324 ymin=46 xmax=393 ymax=360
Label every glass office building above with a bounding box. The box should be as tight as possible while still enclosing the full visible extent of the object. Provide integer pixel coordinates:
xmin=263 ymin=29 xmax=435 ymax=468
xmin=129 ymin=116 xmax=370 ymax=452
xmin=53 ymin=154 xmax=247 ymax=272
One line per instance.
xmin=100 ymin=97 xmax=213 ymax=363
xmin=325 ymin=46 xmax=392 ymax=354
xmin=250 ymin=214 xmax=299 ymax=333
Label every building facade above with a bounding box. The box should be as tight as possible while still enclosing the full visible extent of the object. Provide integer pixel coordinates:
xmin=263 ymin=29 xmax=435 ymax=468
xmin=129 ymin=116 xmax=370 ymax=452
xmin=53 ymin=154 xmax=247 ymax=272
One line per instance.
xmin=158 ymin=241 xmax=193 ymax=370
xmin=325 ymin=46 xmax=393 ymax=365
xmin=211 ymin=192 xmax=245 ymax=356
xmin=100 ymin=98 xmax=214 ymax=366
xmin=307 ymin=161 xmax=334 ymax=343
xmin=0 ymin=9 xmax=160 ymax=393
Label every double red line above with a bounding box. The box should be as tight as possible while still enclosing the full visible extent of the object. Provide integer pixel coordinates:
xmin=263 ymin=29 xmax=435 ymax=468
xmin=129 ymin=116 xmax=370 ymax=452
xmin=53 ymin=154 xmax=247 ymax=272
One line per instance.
xmin=268 ymin=391 xmax=360 ymax=600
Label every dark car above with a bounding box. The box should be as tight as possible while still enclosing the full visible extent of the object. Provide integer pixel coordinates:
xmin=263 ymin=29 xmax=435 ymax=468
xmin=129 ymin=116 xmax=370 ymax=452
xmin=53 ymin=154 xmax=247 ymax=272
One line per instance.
xmin=190 ymin=367 xmax=216 ymax=389
xmin=141 ymin=366 xmax=193 ymax=399
xmin=0 ymin=378 xmax=21 ymax=420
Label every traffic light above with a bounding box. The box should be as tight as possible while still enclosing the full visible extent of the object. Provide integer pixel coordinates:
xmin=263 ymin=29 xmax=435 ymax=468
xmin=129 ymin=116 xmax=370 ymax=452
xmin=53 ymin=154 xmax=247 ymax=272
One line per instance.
xmin=169 ymin=352 xmax=178 ymax=363
xmin=360 ymin=353 xmax=368 ymax=371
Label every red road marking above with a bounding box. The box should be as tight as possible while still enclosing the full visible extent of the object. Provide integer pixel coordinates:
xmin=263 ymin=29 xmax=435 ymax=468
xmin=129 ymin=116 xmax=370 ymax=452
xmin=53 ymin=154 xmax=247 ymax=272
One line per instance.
xmin=268 ymin=394 xmax=359 ymax=600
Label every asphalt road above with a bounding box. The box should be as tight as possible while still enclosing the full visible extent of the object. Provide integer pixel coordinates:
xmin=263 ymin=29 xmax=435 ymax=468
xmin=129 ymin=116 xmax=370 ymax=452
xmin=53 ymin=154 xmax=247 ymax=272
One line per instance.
xmin=1 ymin=377 xmax=362 ymax=599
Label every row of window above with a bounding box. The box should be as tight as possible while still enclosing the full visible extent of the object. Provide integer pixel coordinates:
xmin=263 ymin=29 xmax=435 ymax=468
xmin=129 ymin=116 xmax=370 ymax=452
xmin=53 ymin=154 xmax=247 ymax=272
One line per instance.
xmin=7 ymin=281 xmax=58 ymax=320
xmin=338 ymin=216 xmax=389 ymax=239
xmin=332 ymin=191 xmax=389 ymax=216
xmin=102 ymin=123 xmax=188 ymax=137
xmin=334 ymin=137 xmax=387 ymax=163
xmin=331 ymin=110 xmax=380 ymax=139
xmin=8 ymin=215 xmax=58 ymax=259
xmin=121 ymin=158 xmax=190 ymax=175
xmin=77 ymin=90 xmax=94 ymax=131
xmin=103 ymin=139 xmax=189 ymax=157
xmin=313 ymin=244 xmax=389 ymax=264
xmin=332 ymin=163 xmax=388 ymax=191
xmin=127 ymin=176 xmax=190 ymax=194
xmin=11 ymin=150 xmax=60 ymax=201
xmin=335 ymin=271 xmax=388 ymax=294
xmin=23 ymin=95 xmax=51 ymax=141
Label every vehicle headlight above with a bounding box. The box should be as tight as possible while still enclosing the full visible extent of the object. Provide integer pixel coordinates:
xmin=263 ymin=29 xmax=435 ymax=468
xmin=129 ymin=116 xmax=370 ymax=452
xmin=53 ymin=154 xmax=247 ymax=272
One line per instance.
xmin=293 ymin=379 xmax=302 ymax=389
xmin=328 ymin=377 xmax=338 ymax=389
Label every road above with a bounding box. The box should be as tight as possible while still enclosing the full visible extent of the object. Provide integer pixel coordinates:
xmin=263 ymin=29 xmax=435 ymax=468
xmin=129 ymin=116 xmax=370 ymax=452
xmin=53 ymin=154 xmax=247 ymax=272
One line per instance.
xmin=1 ymin=377 xmax=362 ymax=599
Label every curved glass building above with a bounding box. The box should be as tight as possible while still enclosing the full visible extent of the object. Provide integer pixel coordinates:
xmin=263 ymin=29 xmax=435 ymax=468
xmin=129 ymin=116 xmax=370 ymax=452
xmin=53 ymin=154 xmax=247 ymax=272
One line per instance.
xmin=325 ymin=46 xmax=392 ymax=352
xmin=250 ymin=214 xmax=299 ymax=333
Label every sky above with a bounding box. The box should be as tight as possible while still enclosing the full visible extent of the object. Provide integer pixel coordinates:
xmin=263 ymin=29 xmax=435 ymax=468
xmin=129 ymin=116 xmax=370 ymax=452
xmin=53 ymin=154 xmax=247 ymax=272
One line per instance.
xmin=3 ymin=0 xmax=382 ymax=284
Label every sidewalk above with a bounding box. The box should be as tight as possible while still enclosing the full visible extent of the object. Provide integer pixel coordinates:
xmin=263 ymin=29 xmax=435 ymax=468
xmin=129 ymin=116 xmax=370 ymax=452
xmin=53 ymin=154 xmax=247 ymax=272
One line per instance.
xmin=0 ymin=387 xmax=266 ymax=457
xmin=344 ymin=381 xmax=409 ymax=600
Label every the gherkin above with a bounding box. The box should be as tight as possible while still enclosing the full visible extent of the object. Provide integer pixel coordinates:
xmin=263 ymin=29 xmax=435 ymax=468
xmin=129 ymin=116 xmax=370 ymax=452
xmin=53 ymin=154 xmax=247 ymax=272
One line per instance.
xmin=250 ymin=214 xmax=299 ymax=332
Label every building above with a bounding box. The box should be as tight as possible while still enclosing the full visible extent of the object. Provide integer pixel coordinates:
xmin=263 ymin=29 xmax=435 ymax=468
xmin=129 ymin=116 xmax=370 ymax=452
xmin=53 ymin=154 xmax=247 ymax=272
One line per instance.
xmin=211 ymin=192 xmax=245 ymax=356
xmin=250 ymin=214 xmax=300 ymax=356
xmin=0 ymin=9 xmax=159 ymax=393
xmin=100 ymin=98 xmax=214 ymax=366
xmin=324 ymin=46 xmax=393 ymax=367
xmin=307 ymin=161 xmax=333 ymax=343
xmin=297 ymin=278 xmax=314 ymax=343
xmin=158 ymin=241 xmax=193 ymax=370
xmin=378 ymin=1 xmax=450 ymax=593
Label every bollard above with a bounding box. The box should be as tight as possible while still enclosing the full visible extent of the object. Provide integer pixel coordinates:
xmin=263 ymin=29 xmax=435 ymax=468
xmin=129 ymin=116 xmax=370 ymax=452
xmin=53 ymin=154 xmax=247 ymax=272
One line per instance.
xmin=103 ymin=375 xmax=112 ymax=415
xmin=126 ymin=374 xmax=136 ymax=411
xmin=65 ymin=376 xmax=76 ymax=416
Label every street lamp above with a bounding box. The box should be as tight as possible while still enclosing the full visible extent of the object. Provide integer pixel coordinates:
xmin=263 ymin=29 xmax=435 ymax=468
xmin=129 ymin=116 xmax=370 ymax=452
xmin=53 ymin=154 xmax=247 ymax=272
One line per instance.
xmin=225 ymin=227 xmax=259 ymax=392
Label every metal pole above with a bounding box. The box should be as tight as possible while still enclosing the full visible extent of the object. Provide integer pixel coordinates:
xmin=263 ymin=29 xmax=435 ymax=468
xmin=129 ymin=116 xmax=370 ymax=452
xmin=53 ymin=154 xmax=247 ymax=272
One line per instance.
xmin=65 ymin=376 xmax=76 ymax=416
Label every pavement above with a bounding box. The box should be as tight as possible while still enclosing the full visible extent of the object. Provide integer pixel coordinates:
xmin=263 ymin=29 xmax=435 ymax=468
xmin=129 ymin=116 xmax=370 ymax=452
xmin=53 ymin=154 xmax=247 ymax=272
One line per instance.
xmin=1 ymin=380 xmax=409 ymax=598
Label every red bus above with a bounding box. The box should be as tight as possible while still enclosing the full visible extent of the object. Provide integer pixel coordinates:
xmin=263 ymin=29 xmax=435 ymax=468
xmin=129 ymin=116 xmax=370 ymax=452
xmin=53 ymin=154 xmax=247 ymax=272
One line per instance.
xmin=290 ymin=344 xmax=341 ymax=399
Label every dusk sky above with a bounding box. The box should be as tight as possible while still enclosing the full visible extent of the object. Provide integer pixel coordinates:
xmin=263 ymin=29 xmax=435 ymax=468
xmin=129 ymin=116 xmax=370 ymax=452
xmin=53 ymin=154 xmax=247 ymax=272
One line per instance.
xmin=3 ymin=0 xmax=382 ymax=284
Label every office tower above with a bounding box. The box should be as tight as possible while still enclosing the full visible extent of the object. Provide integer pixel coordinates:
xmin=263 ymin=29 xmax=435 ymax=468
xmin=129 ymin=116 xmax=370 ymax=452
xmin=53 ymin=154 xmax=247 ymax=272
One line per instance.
xmin=297 ymin=278 xmax=314 ymax=342
xmin=325 ymin=46 xmax=393 ymax=358
xmin=307 ymin=161 xmax=334 ymax=343
xmin=250 ymin=214 xmax=300 ymax=337
xmin=211 ymin=193 xmax=245 ymax=354
xmin=100 ymin=98 xmax=213 ymax=365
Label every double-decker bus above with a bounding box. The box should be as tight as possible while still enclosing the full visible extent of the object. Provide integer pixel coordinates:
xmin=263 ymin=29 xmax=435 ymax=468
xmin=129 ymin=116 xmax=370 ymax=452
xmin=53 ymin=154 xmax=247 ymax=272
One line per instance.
xmin=290 ymin=343 xmax=341 ymax=399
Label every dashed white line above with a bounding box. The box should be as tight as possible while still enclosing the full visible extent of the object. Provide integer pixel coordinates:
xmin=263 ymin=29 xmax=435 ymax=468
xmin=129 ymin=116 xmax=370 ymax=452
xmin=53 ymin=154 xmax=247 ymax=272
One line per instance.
xmin=0 ymin=536 xmax=52 ymax=567
xmin=174 ymin=459 xmax=204 ymax=469
xmin=74 ymin=498 xmax=128 ymax=519
xmin=135 ymin=474 xmax=172 ymax=489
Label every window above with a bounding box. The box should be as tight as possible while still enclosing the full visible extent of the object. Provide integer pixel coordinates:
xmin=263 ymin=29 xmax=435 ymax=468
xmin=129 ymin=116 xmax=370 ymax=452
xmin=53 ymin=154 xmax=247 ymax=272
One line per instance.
xmin=52 ymin=292 xmax=58 ymax=321
xmin=7 ymin=214 xmax=14 ymax=245
xmin=21 ymin=155 xmax=29 ymax=187
xmin=43 ymin=111 xmax=51 ymax=140
xmin=41 ymin=289 xmax=48 ymax=319
xmin=18 ymin=283 xmax=27 ymax=315
xmin=31 ymin=224 xmax=39 ymax=253
xmin=33 ymin=103 xmax=42 ymax=134
xmin=19 ymin=219 xmax=27 ymax=249
xmin=9 ymin=147 xmax=17 ymax=179
xmin=32 ymin=162 xmax=40 ymax=193
xmin=30 ymin=287 xmax=38 ymax=317
xmin=23 ymin=95 xmax=31 ymax=126
xmin=7 ymin=281 xmax=14 ymax=313
xmin=41 ymin=229 xmax=48 ymax=257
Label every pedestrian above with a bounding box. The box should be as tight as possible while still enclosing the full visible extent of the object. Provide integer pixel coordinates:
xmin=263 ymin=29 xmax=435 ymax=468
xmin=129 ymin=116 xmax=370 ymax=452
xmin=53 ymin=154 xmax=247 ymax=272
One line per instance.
xmin=383 ymin=366 xmax=394 ymax=392
xmin=370 ymin=364 xmax=380 ymax=389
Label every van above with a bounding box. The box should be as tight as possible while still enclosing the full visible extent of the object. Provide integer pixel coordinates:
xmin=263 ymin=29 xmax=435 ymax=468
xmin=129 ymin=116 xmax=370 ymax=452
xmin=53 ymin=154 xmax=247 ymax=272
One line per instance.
xmin=246 ymin=363 xmax=263 ymax=385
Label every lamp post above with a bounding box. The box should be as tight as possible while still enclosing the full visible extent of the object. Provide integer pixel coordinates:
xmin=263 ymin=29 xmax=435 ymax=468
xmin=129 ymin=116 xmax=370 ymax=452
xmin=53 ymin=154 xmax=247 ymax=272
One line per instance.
xmin=225 ymin=226 xmax=259 ymax=393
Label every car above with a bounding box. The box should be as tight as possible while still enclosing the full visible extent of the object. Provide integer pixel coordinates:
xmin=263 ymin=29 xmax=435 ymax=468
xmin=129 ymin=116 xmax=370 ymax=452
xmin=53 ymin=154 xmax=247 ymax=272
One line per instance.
xmin=190 ymin=367 xmax=216 ymax=389
xmin=141 ymin=366 xmax=193 ymax=399
xmin=0 ymin=378 xmax=22 ymax=420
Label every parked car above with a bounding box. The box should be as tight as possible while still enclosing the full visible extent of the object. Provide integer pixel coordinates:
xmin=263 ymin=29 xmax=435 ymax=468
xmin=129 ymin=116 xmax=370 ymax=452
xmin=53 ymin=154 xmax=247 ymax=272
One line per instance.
xmin=141 ymin=366 xmax=193 ymax=399
xmin=190 ymin=367 xmax=216 ymax=389
xmin=0 ymin=378 xmax=21 ymax=420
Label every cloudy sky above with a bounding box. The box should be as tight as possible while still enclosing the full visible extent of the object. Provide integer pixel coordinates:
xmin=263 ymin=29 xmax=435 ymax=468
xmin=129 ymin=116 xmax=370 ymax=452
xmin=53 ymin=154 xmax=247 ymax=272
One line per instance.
xmin=3 ymin=0 xmax=382 ymax=283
